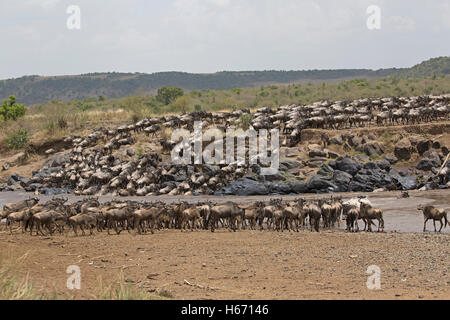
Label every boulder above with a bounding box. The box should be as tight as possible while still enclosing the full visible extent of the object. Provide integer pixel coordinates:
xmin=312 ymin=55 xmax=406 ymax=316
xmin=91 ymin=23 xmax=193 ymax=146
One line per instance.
xmin=417 ymin=158 xmax=440 ymax=171
xmin=432 ymin=141 xmax=441 ymax=149
xmin=307 ymin=175 xmax=338 ymax=193
xmin=317 ymin=164 xmax=334 ymax=176
xmin=221 ymin=178 xmax=269 ymax=196
xmin=416 ymin=139 xmax=432 ymax=155
xmin=266 ymin=181 xmax=292 ymax=194
xmin=394 ymin=138 xmax=412 ymax=161
xmin=330 ymin=135 xmax=343 ymax=145
xmin=308 ymin=144 xmax=322 ymax=152
xmin=332 ymin=170 xmax=352 ymax=192
xmin=375 ymin=159 xmax=391 ymax=171
xmin=309 ymin=150 xmax=326 ymax=158
xmin=288 ymin=180 xmax=309 ymax=194
xmin=385 ymin=154 xmax=398 ymax=164
xmin=363 ymin=142 xmax=384 ymax=157
xmin=336 ymin=157 xmax=361 ymax=176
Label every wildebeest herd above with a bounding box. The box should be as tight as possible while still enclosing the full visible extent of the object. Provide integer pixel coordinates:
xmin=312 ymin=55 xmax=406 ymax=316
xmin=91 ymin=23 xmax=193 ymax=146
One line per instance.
xmin=0 ymin=196 xmax=448 ymax=236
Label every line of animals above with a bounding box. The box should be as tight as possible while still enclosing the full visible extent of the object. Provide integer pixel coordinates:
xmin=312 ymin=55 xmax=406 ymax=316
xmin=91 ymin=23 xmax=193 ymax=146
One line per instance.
xmin=66 ymin=95 xmax=450 ymax=152
xmin=0 ymin=196 xmax=448 ymax=236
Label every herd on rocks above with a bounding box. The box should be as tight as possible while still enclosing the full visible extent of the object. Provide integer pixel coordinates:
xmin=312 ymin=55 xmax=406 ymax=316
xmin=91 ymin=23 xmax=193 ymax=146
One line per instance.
xmin=1 ymin=94 xmax=450 ymax=197
xmin=1 ymin=196 xmax=448 ymax=236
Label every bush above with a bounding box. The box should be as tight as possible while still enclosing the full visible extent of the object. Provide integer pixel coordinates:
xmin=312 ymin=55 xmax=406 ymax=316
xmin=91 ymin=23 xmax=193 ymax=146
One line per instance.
xmin=239 ymin=114 xmax=254 ymax=130
xmin=6 ymin=129 xmax=29 ymax=150
xmin=0 ymin=96 xmax=26 ymax=121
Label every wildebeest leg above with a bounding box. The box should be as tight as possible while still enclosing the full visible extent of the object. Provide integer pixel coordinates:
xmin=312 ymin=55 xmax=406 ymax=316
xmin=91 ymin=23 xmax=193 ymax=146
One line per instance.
xmin=438 ymin=219 xmax=443 ymax=233
xmin=433 ymin=220 xmax=437 ymax=232
xmin=80 ymin=225 xmax=86 ymax=236
xmin=423 ymin=218 xmax=429 ymax=232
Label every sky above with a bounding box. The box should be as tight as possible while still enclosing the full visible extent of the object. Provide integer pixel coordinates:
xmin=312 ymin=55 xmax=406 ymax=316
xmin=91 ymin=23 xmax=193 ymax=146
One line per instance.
xmin=0 ymin=0 xmax=449 ymax=79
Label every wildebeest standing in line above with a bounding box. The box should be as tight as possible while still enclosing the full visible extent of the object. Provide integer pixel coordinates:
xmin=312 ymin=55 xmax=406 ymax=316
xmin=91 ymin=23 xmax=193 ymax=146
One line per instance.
xmin=359 ymin=202 xmax=385 ymax=232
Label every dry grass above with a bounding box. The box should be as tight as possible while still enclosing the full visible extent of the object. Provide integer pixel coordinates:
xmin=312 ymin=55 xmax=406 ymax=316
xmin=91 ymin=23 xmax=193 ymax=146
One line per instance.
xmin=0 ymin=252 xmax=43 ymax=300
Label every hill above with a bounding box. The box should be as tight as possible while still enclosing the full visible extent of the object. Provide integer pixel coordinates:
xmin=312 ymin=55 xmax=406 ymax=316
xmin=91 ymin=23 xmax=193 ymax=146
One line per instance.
xmin=0 ymin=56 xmax=449 ymax=105
xmin=0 ymin=69 xmax=400 ymax=105
xmin=397 ymin=57 xmax=450 ymax=78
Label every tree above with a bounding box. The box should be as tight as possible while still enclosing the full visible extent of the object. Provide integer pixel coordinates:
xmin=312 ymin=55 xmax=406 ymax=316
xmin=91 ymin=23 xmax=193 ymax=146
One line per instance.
xmin=0 ymin=95 xmax=27 ymax=121
xmin=156 ymin=87 xmax=184 ymax=105
xmin=172 ymin=96 xmax=190 ymax=114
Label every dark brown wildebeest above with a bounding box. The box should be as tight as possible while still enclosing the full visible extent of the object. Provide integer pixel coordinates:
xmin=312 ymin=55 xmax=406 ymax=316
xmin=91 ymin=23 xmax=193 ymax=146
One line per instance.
xmin=360 ymin=202 xmax=385 ymax=232
xmin=342 ymin=204 xmax=359 ymax=232
xmin=418 ymin=205 xmax=448 ymax=233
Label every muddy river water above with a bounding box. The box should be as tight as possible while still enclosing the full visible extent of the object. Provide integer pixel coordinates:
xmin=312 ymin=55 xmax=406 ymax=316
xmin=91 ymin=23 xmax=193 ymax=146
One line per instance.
xmin=1 ymin=190 xmax=449 ymax=234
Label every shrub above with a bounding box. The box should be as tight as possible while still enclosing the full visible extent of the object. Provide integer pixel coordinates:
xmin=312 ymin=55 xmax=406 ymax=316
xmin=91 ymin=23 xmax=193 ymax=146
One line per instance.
xmin=6 ymin=129 xmax=29 ymax=150
xmin=239 ymin=114 xmax=253 ymax=130
xmin=0 ymin=95 xmax=26 ymax=121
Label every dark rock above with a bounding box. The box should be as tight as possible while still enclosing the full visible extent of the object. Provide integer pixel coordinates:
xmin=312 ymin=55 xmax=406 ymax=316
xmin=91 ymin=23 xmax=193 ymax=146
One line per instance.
xmin=308 ymin=175 xmax=338 ymax=193
xmin=25 ymin=183 xmax=43 ymax=192
xmin=317 ymin=164 xmax=334 ymax=176
xmin=309 ymin=150 xmax=326 ymax=158
xmin=266 ymin=181 xmax=292 ymax=194
xmin=394 ymin=138 xmax=412 ymax=161
xmin=363 ymin=142 xmax=384 ymax=157
xmin=328 ymin=161 xmax=337 ymax=169
xmin=330 ymin=135 xmax=343 ymax=145
xmin=289 ymin=180 xmax=309 ymax=194
xmin=432 ymin=141 xmax=441 ymax=149
xmin=349 ymin=136 xmax=362 ymax=148
xmin=385 ymin=154 xmax=398 ymax=164
xmin=221 ymin=178 xmax=269 ymax=196
xmin=325 ymin=149 xmax=340 ymax=159
xmin=416 ymin=139 xmax=432 ymax=155
xmin=417 ymin=158 xmax=440 ymax=171
xmin=126 ymin=149 xmax=135 ymax=157
xmin=349 ymin=181 xmax=374 ymax=192
xmin=376 ymin=160 xmax=391 ymax=171
xmin=264 ymin=172 xmax=286 ymax=182
xmin=336 ymin=157 xmax=361 ymax=176
xmin=332 ymin=170 xmax=352 ymax=192
xmin=389 ymin=169 xmax=417 ymax=190
xmin=40 ymin=188 xmax=72 ymax=196
xmin=280 ymin=160 xmax=301 ymax=170
xmin=363 ymin=162 xmax=379 ymax=170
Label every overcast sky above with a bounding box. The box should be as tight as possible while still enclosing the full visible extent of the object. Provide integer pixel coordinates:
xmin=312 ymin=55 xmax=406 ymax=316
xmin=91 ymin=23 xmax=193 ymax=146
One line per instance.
xmin=0 ymin=0 xmax=449 ymax=79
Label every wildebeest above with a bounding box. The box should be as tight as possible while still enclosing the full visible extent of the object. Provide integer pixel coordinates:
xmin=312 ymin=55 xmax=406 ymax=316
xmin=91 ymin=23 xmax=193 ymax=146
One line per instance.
xmin=360 ymin=202 xmax=385 ymax=232
xmin=209 ymin=202 xmax=244 ymax=232
xmin=418 ymin=205 xmax=448 ymax=232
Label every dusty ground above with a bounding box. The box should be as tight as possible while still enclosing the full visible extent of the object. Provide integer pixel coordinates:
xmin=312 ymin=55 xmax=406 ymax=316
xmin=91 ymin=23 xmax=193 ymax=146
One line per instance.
xmin=1 ymin=228 xmax=448 ymax=300
xmin=0 ymin=190 xmax=449 ymax=300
